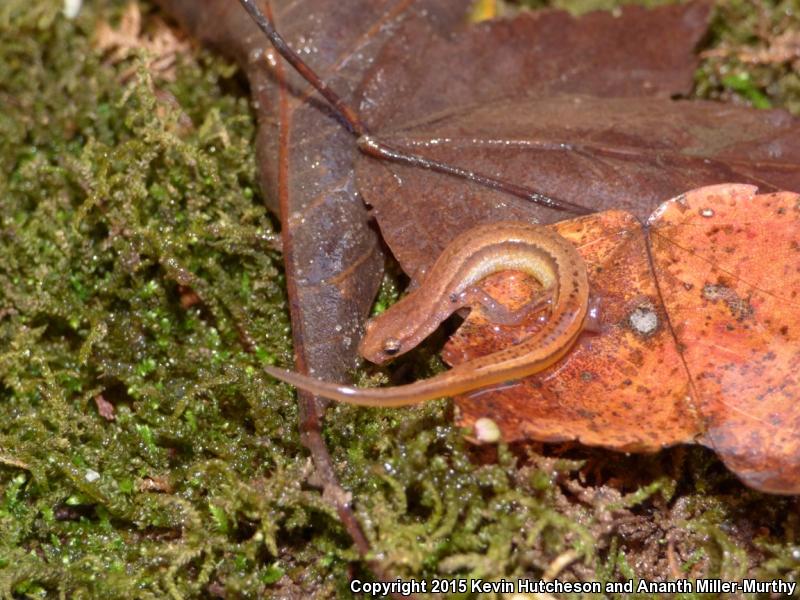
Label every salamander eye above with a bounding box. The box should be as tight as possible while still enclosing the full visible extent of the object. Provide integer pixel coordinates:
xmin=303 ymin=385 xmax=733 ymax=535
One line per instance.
xmin=382 ymin=337 xmax=401 ymax=356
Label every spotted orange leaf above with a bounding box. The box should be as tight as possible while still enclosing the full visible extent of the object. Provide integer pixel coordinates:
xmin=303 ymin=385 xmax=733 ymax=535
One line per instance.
xmin=447 ymin=184 xmax=800 ymax=494
xmin=649 ymin=184 xmax=800 ymax=494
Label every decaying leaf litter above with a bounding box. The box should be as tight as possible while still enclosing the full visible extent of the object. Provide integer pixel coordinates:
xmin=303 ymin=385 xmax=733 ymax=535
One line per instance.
xmin=1 ymin=0 xmax=800 ymax=597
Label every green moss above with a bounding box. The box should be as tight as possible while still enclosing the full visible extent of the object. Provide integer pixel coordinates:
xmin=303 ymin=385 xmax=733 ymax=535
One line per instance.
xmin=694 ymin=0 xmax=800 ymax=114
xmin=1 ymin=0 xmax=800 ymax=598
xmin=514 ymin=0 xmax=678 ymax=14
xmin=0 ymin=2 xmax=328 ymax=596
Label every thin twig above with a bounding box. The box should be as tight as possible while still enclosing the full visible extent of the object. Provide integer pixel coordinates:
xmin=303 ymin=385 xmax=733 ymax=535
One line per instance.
xmin=237 ymin=0 xmax=367 ymax=136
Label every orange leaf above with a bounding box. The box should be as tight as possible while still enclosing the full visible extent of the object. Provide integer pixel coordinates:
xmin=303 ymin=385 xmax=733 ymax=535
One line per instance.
xmin=448 ymin=184 xmax=800 ymax=494
xmin=447 ymin=211 xmax=702 ymax=452
xmin=649 ymin=183 xmax=800 ymax=494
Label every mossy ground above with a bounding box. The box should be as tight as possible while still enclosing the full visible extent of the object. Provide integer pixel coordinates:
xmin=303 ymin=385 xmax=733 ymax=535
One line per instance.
xmin=0 ymin=0 xmax=798 ymax=598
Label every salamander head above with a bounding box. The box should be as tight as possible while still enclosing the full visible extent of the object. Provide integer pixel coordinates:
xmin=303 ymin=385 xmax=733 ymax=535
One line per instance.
xmin=359 ymin=316 xmax=413 ymax=364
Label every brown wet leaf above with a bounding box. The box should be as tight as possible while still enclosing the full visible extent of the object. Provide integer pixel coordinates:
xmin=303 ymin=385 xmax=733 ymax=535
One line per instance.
xmin=449 ymin=184 xmax=800 ymax=494
xmin=353 ymin=2 xmax=800 ymax=279
xmin=359 ymin=94 xmax=800 ymax=278
xmin=358 ymin=1 xmax=712 ymax=130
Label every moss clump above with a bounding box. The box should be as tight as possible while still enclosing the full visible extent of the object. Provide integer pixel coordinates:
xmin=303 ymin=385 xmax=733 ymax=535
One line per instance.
xmin=1 ymin=0 xmax=800 ymax=598
xmin=695 ymin=0 xmax=800 ymax=115
xmin=0 ymin=2 xmax=338 ymax=596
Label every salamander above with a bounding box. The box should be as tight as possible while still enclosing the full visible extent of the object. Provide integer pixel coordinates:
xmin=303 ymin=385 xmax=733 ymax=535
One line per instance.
xmin=264 ymin=221 xmax=590 ymax=407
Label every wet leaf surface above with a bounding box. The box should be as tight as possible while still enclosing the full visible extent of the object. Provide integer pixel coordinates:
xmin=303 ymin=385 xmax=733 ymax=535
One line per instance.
xmin=447 ymin=210 xmax=703 ymax=452
xmin=354 ymin=2 xmax=800 ymax=277
xmin=359 ymin=95 xmax=800 ymax=277
xmin=450 ymin=184 xmax=800 ymax=494
xmin=358 ymin=1 xmax=712 ymax=129
xmin=649 ymin=184 xmax=800 ymax=494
